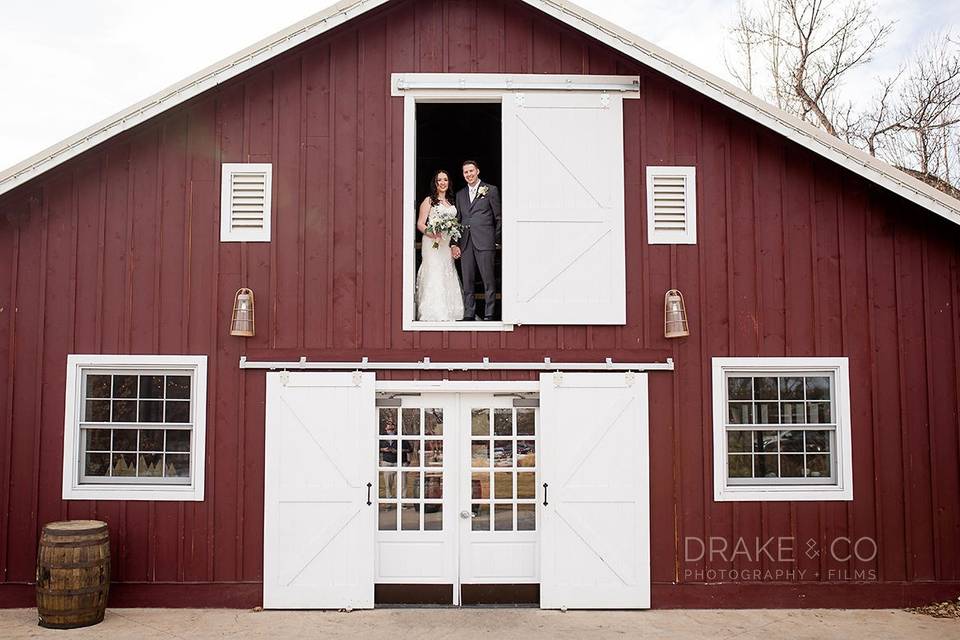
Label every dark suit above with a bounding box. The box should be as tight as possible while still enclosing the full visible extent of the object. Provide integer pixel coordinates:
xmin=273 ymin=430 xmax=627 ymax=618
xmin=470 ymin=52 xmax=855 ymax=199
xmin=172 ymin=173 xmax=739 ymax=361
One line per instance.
xmin=453 ymin=181 xmax=501 ymax=319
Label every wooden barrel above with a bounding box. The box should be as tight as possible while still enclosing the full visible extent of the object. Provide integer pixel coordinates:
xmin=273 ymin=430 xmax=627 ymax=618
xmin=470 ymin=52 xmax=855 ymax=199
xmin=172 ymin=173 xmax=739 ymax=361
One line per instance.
xmin=36 ymin=520 xmax=110 ymax=629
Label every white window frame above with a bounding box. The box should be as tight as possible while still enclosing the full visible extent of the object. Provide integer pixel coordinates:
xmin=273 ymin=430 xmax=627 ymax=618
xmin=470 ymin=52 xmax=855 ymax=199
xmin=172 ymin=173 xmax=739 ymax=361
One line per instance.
xmin=62 ymin=354 xmax=208 ymax=501
xmin=393 ymin=73 xmax=640 ymax=332
xmin=220 ymin=162 xmax=273 ymax=242
xmin=712 ymin=357 xmax=853 ymax=502
xmin=646 ymin=165 xmax=696 ymax=245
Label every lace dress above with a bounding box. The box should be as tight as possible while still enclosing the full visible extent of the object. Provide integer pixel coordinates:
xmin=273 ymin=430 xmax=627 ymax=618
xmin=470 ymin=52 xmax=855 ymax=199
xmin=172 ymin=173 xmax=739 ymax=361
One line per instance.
xmin=416 ymin=203 xmax=465 ymax=321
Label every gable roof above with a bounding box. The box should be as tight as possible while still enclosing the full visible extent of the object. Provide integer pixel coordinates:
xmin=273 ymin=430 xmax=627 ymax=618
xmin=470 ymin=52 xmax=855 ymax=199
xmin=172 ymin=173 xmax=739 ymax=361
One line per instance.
xmin=2 ymin=0 xmax=959 ymax=226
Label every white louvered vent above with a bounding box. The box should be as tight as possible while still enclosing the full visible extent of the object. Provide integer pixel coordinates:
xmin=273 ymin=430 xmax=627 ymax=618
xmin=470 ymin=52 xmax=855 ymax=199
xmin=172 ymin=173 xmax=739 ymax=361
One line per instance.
xmin=220 ymin=163 xmax=272 ymax=242
xmin=646 ymin=166 xmax=696 ymax=244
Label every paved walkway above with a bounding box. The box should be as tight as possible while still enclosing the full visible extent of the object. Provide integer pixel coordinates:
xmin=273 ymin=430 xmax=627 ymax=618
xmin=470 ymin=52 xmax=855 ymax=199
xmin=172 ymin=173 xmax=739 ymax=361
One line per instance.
xmin=1 ymin=607 xmax=957 ymax=639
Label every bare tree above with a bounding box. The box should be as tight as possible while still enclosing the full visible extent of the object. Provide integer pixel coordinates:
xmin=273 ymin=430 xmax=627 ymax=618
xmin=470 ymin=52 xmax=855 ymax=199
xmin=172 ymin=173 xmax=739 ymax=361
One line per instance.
xmin=728 ymin=0 xmax=893 ymax=135
xmin=727 ymin=1 xmax=960 ymax=195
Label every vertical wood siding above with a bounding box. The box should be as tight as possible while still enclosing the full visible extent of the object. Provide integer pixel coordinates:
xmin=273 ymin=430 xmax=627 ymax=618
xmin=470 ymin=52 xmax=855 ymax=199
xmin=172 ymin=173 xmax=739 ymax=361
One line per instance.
xmin=0 ymin=0 xmax=958 ymax=606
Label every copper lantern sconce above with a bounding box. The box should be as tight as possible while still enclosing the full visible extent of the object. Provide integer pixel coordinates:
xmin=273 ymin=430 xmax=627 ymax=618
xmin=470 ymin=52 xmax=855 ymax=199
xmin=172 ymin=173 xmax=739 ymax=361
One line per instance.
xmin=230 ymin=288 xmax=255 ymax=337
xmin=664 ymin=289 xmax=689 ymax=338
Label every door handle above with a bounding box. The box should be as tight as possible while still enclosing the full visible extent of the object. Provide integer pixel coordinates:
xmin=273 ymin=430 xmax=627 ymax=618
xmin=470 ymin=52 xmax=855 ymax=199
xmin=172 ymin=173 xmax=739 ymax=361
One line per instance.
xmin=366 ymin=482 xmax=372 ymax=506
xmin=460 ymin=510 xmax=475 ymax=519
xmin=543 ymin=482 xmax=549 ymax=506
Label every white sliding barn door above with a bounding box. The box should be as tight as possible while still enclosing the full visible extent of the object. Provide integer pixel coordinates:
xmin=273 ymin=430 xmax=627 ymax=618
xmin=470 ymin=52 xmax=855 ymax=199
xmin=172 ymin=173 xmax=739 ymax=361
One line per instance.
xmin=263 ymin=372 xmax=376 ymax=609
xmin=501 ymin=92 xmax=626 ymax=325
xmin=539 ymin=372 xmax=650 ymax=609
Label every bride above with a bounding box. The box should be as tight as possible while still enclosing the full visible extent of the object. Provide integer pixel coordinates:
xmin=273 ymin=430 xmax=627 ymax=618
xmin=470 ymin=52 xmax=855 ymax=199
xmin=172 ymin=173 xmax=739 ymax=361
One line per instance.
xmin=416 ymin=170 xmax=465 ymax=321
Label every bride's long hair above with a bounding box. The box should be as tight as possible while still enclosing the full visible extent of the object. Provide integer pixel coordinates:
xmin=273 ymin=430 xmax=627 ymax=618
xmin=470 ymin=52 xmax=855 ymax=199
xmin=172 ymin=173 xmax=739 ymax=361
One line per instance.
xmin=429 ymin=169 xmax=453 ymax=206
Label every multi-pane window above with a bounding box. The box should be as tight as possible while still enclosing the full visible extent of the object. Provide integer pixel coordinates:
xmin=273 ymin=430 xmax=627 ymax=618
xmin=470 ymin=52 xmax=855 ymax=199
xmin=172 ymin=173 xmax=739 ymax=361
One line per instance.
xmin=470 ymin=407 xmax=537 ymax=532
xmin=80 ymin=372 xmax=193 ymax=483
xmin=725 ymin=374 xmax=835 ymax=484
xmin=377 ymin=407 xmax=444 ymax=531
xmin=712 ymin=358 xmax=853 ymax=502
xmin=62 ymin=355 xmax=207 ymax=501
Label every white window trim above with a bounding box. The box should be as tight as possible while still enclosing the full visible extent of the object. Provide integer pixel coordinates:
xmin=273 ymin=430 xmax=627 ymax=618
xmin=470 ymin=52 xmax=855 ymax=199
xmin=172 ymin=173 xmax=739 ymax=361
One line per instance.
xmin=711 ymin=357 xmax=853 ymax=502
xmin=220 ymin=162 xmax=272 ymax=242
xmin=395 ymin=73 xmax=640 ymax=332
xmin=646 ymin=165 xmax=696 ymax=245
xmin=62 ymin=354 xmax=208 ymax=501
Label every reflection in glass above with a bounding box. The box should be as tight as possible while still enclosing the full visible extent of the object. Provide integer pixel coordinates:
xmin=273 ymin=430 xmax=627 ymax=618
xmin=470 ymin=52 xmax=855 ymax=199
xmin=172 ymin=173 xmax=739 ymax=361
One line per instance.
xmin=753 ymin=377 xmax=778 ymax=400
xmin=754 ymin=454 xmax=778 ymax=478
xmin=755 ymin=402 xmax=779 ymax=424
xmin=727 ymin=431 xmax=750 ymax=453
xmin=806 ymin=402 xmax=832 ymax=424
xmin=780 ymin=454 xmax=804 ymax=477
xmin=84 ymin=453 xmax=109 ymax=476
xmin=472 ymin=472 xmax=490 ymax=499
xmin=493 ymin=440 xmax=512 ymax=467
xmin=517 ymin=472 xmax=536 ymax=499
xmin=806 ymin=454 xmax=830 ymax=477
xmin=378 ymin=504 xmax=397 ymax=530
xmin=780 ymin=403 xmax=805 ymax=424
xmin=402 ymin=472 xmax=421 ymax=498
xmin=85 ymin=375 xmax=111 ymax=399
xmin=780 ymin=430 xmax=803 ymax=452
xmin=402 ymin=440 xmax=421 ymax=467
xmin=517 ymin=504 xmax=536 ymax=531
xmin=113 ymin=430 xmax=137 ymax=451
xmin=86 ymin=429 xmax=111 ymax=451
xmin=494 ymin=472 xmax=513 ymax=499
xmin=516 ymin=408 xmax=536 ymax=435
xmin=805 ymin=376 xmax=831 ymax=400
xmin=423 ymin=472 xmax=443 ymax=498
xmin=113 ymin=375 xmax=137 ymax=398
xmin=402 ymin=408 xmax=420 ymax=435
xmin=113 ymin=400 xmax=137 ymax=422
xmin=166 ymin=376 xmax=191 ymax=399
xmin=140 ymin=375 xmax=164 ymax=399
xmin=471 ymin=408 xmax=489 ymax=436
xmin=423 ymin=440 xmax=443 ymax=466
xmin=379 ymin=408 xmax=398 ymax=435
xmin=423 ymin=503 xmax=442 ymax=531
xmin=494 ymin=504 xmax=513 ymax=531
xmin=424 ymin=409 xmax=443 ymax=435
xmin=471 ymin=441 xmax=489 ymax=467
xmin=728 ymin=403 xmax=752 ymax=424
xmin=401 ymin=504 xmax=420 ymax=530
xmin=139 ymin=453 xmax=163 ymax=477
xmin=779 ymin=377 xmax=804 ymax=400
xmin=727 ymin=377 xmax=752 ymax=400
xmin=754 ymin=430 xmax=778 ymax=452
xmin=516 ymin=440 xmax=535 ymax=467
xmin=166 ymin=430 xmax=190 ymax=452
xmin=112 ymin=453 xmax=137 ymax=476
xmin=165 ymin=454 xmax=190 ymax=477
xmin=806 ymin=430 xmax=829 ymax=452
xmin=139 ymin=400 xmax=164 ymax=423
xmin=166 ymin=401 xmax=190 ymax=423
xmin=85 ymin=400 xmax=111 ymax=422
xmin=379 ymin=440 xmax=398 ymax=466
xmin=140 ymin=429 xmax=164 ymax=451
xmin=472 ymin=503 xmax=490 ymax=531
xmin=494 ymin=409 xmax=512 ymax=436
xmin=728 ymin=455 xmax=752 ymax=477
xmin=379 ymin=471 xmax=397 ymax=498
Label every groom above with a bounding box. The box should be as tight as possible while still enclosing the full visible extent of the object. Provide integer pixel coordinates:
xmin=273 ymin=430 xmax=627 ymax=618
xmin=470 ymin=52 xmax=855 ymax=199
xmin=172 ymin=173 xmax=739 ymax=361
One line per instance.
xmin=451 ymin=160 xmax=501 ymax=321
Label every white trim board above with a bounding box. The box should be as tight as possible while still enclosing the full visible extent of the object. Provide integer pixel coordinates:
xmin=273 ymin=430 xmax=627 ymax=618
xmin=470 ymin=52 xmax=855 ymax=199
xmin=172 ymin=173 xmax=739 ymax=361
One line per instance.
xmin=1 ymin=0 xmax=958 ymax=228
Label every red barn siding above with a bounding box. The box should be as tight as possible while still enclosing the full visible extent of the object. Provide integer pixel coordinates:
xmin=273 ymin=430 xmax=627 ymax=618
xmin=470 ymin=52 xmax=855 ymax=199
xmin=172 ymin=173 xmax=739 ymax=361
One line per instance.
xmin=0 ymin=0 xmax=958 ymax=607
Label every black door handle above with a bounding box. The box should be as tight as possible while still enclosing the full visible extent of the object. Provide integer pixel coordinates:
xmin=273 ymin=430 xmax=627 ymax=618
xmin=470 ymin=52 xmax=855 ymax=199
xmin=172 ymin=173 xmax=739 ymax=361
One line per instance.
xmin=543 ymin=482 xmax=548 ymax=506
xmin=366 ymin=482 xmax=372 ymax=506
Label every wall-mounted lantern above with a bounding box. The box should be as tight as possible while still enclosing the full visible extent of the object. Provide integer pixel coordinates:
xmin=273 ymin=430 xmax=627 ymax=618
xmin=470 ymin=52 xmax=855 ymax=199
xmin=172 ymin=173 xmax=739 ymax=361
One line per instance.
xmin=230 ymin=288 xmax=256 ymax=337
xmin=664 ymin=289 xmax=689 ymax=339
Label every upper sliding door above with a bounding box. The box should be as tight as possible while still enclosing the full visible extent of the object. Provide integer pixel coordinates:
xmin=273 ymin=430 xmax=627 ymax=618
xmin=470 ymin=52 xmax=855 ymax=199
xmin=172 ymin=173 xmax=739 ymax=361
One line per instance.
xmin=501 ymin=91 xmax=626 ymax=325
xmin=263 ymin=372 xmax=376 ymax=609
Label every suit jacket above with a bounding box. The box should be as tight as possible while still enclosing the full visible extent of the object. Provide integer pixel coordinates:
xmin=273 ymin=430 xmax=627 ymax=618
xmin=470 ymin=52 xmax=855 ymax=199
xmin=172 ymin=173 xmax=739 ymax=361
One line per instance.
xmin=453 ymin=181 xmax=501 ymax=251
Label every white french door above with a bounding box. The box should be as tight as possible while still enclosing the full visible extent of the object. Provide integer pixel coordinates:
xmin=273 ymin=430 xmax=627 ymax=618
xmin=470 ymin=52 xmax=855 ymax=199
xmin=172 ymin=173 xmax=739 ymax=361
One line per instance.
xmin=373 ymin=393 xmax=540 ymax=601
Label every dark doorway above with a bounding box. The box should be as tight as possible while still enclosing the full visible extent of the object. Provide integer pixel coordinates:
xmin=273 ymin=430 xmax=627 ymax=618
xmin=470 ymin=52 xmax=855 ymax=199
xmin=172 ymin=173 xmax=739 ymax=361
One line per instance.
xmin=414 ymin=103 xmax=502 ymax=320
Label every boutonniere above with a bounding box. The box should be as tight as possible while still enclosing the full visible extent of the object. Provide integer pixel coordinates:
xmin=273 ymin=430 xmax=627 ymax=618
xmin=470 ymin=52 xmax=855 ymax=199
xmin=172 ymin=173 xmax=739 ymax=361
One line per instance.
xmin=477 ymin=185 xmax=489 ymax=198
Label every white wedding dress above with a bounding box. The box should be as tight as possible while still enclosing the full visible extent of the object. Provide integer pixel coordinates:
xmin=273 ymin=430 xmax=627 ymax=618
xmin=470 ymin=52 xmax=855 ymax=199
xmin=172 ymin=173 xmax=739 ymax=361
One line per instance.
xmin=416 ymin=203 xmax=465 ymax=321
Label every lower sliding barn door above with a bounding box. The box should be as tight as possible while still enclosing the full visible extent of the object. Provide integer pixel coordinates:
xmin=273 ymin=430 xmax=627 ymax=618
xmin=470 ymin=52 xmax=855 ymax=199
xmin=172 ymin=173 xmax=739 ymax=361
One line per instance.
xmin=263 ymin=372 xmax=376 ymax=609
xmin=539 ymin=372 xmax=651 ymax=609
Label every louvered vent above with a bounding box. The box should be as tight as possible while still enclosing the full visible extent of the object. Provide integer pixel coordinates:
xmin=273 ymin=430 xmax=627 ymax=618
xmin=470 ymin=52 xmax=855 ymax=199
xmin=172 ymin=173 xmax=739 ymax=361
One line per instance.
xmin=220 ymin=163 xmax=272 ymax=242
xmin=229 ymin=172 xmax=267 ymax=230
xmin=646 ymin=166 xmax=696 ymax=244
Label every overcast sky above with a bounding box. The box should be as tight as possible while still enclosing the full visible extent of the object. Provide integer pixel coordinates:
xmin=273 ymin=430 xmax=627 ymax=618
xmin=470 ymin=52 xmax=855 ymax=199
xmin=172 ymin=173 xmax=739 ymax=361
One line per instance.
xmin=1 ymin=0 xmax=957 ymax=172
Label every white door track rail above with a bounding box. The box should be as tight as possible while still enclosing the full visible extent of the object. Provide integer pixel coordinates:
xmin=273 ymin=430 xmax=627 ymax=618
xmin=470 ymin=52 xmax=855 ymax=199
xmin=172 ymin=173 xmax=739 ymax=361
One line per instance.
xmin=239 ymin=356 xmax=674 ymax=372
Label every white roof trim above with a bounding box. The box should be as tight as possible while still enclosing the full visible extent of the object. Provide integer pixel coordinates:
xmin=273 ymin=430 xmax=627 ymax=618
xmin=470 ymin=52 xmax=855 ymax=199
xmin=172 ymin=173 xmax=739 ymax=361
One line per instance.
xmin=1 ymin=0 xmax=959 ymax=227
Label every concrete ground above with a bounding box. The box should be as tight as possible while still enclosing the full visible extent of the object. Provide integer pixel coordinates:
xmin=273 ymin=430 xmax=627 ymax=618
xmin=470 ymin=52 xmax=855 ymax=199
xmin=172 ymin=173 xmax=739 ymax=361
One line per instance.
xmin=1 ymin=608 xmax=958 ymax=639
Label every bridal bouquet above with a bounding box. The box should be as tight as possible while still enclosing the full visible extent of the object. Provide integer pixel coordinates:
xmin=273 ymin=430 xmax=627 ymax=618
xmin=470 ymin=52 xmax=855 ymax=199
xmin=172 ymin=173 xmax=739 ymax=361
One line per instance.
xmin=425 ymin=206 xmax=463 ymax=248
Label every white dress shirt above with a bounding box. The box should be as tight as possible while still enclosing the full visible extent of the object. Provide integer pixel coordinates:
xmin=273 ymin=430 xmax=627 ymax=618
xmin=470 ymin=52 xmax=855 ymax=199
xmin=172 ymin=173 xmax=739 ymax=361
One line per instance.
xmin=468 ymin=180 xmax=480 ymax=203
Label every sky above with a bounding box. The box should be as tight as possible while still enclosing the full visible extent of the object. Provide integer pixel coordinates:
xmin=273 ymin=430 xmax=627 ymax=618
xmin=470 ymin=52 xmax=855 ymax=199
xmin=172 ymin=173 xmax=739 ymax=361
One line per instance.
xmin=1 ymin=0 xmax=957 ymax=172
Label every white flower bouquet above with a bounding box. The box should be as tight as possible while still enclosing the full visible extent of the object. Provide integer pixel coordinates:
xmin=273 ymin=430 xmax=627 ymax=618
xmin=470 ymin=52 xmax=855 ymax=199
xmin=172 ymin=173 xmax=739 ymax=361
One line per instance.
xmin=425 ymin=205 xmax=463 ymax=248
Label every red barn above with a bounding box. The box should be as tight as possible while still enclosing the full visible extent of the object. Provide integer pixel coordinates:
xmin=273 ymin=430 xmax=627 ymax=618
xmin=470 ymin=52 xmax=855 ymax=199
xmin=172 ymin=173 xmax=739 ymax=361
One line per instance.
xmin=1 ymin=0 xmax=959 ymax=610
